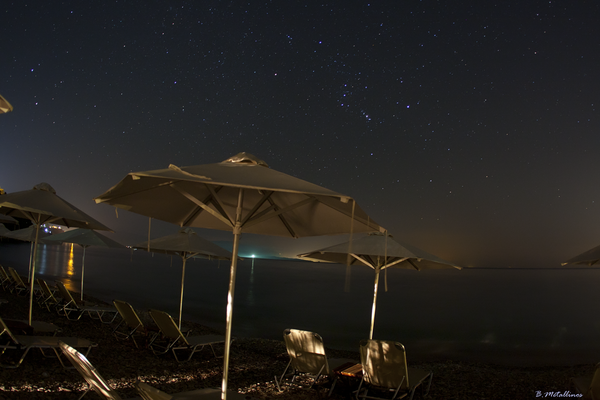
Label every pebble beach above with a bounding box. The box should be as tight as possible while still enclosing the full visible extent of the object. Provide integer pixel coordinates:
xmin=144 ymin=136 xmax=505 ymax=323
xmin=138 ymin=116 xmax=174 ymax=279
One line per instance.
xmin=0 ymin=286 xmax=595 ymax=400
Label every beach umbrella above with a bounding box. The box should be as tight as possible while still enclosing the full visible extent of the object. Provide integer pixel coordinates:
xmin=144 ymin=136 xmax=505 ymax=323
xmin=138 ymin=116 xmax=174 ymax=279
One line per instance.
xmin=1 ymin=224 xmax=52 ymax=242
xmin=132 ymin=227 xmax=233 ymax=329
xmin=0 ymin=214 xmax=18 ymax=225
xmin=561 ymin=244 xmax=600 ymax=266
xmin=44 ymin=229 xmax=125 ymax=301
xmin=0 ymin=223 xmax=11 ymax=236
xmin=1 ymin=225 xmax=54 ymax=280
xmin=94 ymin=152 xmax=383 ymax=400
xmin=298 ymin=231 xmax=462 ymax=339
xmin=0 ymin=183 xmax=111 ymax=324
xmin=0 ymin=94 xmax=13 ymax=114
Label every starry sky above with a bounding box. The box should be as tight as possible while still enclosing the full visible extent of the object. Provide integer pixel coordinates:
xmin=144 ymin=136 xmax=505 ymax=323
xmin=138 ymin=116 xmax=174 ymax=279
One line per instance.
xmin=1 ymin=1 xmax=600 ymax=268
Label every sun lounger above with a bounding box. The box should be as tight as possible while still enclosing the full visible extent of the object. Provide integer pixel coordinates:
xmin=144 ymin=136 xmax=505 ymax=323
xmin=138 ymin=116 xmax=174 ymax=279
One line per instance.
xmin=0 ymin=316 xmax=97 ymax=368
xmin=276 ymin=328 xmax=357 ymax=394
xmin=356 ymin=339 xmax=432 ymax=400
xmin=55 ymin=281 xmax=119 ymax=323
xmin=0 ymin=265 xmax=12 ymax=290
xmin=135 ymin=381 xmax=252 ymax=399
xmin=59 ymin=341 xmax=124 ymax=399
xmin=148 ymin=309 xmax=227 ymax=362
xmin=37 ymin=278 xmax=61 ymax=311
xmin=7 ymin=267 xmax=28 ymax=295
xmin=3 ymin=318 xmax=61 ymax=335
xmin=59 ymin=341 xmax=250 ymax=400
xmin=112 ymin=300 xmax=159 ymax=348
xmin=572 ymin=362 xmax=600 ymax=399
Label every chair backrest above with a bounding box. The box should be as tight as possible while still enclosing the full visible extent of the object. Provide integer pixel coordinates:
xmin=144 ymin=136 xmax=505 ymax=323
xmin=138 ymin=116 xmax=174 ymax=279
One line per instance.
xmin=113 ymin=300 xmax=144 ymax=330
xmin=283 ymin=328 xmax=329 ymax=375
xmin=359 ymin=339 xmax=410 ymax=390
xmin=0 ymin=265 xmax=9 ymax=280
xmin=37 ymin=279 xmax=55 ymax=298
xmin=59 ymin=341 xmax=123 ymax=400
xmin=8 ymin=267 xmax=26 ymax=287
xmin=149 ymin=310 xmax=187 ymax=344
xmin=56 ymin=281 xmax=77 ymax=305
xmin=0 ymin=315 xmax=20 ymax=344
xmin=587 ymin=363 xmax=600 ymax=400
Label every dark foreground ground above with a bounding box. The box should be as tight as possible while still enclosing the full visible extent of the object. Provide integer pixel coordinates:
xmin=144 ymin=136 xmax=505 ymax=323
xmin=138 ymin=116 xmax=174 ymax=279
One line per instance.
xmin=0 ymin=286 xmax=594 ymax=400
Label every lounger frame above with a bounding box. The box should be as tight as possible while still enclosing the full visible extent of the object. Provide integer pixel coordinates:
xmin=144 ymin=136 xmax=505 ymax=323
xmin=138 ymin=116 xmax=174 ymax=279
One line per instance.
xmin=55 ymin=282 xmax=119 ymax=323
xmin=112 ymin=300 xmax=158 ymax=348
xmin=356 ymin=339 xmax=432 ymax=400
xmin=0 ymin=316 xmax=96 ymax=369
xmin=148 ymin=309 xmax=226 ymax=362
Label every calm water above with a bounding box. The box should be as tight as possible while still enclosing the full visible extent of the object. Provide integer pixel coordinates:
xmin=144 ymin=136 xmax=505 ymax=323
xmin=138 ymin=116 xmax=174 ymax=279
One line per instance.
xmin=1 ymin=242 xmax=599 ymax=366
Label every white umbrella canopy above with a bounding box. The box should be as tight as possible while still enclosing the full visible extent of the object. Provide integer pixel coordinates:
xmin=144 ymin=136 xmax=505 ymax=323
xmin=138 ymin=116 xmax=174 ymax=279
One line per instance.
xmin=1 ymin=225 xmax=52 ymax=242
xmin=561 ymin=244 xmax=600 ymax=266
xmin=0 ymin=214 xmax=18 ymax=225
xmin=0 ymin=183 xmax=111 ymax=324
xmin=0 ymin=223 xmax=10 ymax=236
xmin=0 ymin=94 xmax=13 ymax=114
xmin=298 ymin=231 xmax=462 ymax=339
xmin=44 ymin=229 xmax=125 ymax=301
xmin=94 ymin=152 xmax=383 ymax=399
xmin=132 ymin=227 xmax=233 ymax=329
xmin=0 ymin=183 xmax=110 ymax=230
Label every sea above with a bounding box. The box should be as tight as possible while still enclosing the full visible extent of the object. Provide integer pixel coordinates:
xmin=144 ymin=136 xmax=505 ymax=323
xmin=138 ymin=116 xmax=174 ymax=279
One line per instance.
xmin=1 ymin=241 xmax=599 ymax=367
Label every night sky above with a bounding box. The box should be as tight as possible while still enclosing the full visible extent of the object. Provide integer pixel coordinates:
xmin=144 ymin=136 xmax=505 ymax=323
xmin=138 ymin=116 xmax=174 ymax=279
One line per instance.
xmin=2 ymin=1 xmax=600 ymax=268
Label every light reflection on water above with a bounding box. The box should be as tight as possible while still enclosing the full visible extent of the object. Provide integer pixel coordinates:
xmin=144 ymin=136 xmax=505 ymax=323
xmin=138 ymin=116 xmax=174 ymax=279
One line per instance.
xmin=2 ymin=242 xmax=600 ymax=366
xmin=34 ymin=243 xmax=78 ymax=291
xmin=67 ymin=243 xmax=75 ymax=277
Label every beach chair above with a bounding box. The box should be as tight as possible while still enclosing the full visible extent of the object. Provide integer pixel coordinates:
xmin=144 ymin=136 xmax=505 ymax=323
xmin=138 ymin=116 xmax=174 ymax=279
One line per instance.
xmin=2 ymin=318 xmax=61 ymax=335
xmin=59 ymin=341 xmax=250 ymax=400
xmin=276 ymin=328 xmax=357 ymax=394
xmin=0 ymin=265 xmax=12 ymax=290
xmin=135 ymin=381 xmax=252 ymax=399
xmin=356 ymin=339 xmax=432 ymax=400
xmin=37 ymin=278 xmax=61 ymax=311
xmin=55 ymin=281 xmax=119 ymax=323
xmin=7 ymin=267 xmax=28 ymax=295
xmin=112 ymin=300 xmax=158 ymax=348
xmin=59 ymin=341 xmax=124 ymax=399
xmin=0 ymin=316 xmax=97 ymax=368
xmin=572 ymin=362 xmax=600 ymax=399
xmin=148 ymin=309 xmax=226 ymax=362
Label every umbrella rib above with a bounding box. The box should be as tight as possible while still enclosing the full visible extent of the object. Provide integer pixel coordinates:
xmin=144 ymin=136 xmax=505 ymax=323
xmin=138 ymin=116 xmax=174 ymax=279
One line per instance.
xmin=265 ymin=197 xmax=296 ymax=237
xmin=206 ymin=185 xmax=235 ymax=225
xmin=179 ymin=186 xmax=225 ymax=226
xmin=243 ymin=197 xmax=316 ymax=231
xmin=381 ymin=257 xmax=409 ymax=270
xmin=171 ymin=185 xmax=233 ymax=227
xmin=350 ymin=254 xmax=375 ymax=269
xmin=407 ymin=259 xmax=421 ymax=271
xmin=240 ymin=190 xmax=273 ymax=226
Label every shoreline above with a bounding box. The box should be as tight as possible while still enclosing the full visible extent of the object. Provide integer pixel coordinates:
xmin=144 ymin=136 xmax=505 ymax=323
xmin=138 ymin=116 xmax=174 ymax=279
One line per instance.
xmin=0 ymin=287 xmax=595 ymax=399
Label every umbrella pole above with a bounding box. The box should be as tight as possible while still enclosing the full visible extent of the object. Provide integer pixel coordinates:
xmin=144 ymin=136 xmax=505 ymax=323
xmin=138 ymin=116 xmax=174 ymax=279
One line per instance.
xmin=221 ymin=189 xmax=243 ymax=400
xmin=80 ymin=246 xmax=87 ymax=302
xmin=28 ymin=221 xmax=41 ymax=326
xmin=369 ymin=266 xmax=381 ymax=340
xmin=179 ymin=256 xmax=187 ymax=330
xmin=28 ymin=241 xmax=34 ymax=281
